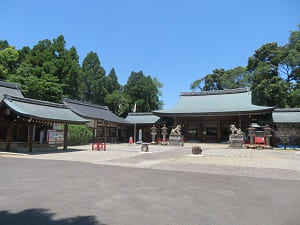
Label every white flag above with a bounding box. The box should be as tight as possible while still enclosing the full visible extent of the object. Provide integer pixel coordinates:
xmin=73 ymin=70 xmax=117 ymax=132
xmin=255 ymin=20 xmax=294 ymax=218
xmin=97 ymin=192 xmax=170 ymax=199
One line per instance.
xmin=133 ymin=103 xmax=136 ymax=113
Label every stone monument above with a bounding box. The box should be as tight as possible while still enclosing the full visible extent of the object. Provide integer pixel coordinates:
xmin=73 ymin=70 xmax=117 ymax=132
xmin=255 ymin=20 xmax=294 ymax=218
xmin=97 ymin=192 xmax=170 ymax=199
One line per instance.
xmin=229 ymin=124 xmax=244 ymax=148
xmin=160 ymin=124 xmax=168 ymax=145
xmin=150 ymin=125 xmax=157 ymax=144
xmin=168 ymin=125 xmax=184 ymax=146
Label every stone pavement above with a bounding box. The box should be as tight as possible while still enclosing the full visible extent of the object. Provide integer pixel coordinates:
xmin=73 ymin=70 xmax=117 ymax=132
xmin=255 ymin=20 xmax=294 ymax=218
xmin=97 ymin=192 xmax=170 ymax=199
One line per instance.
xmin=1 ymin=143 xmax=300 ymax=180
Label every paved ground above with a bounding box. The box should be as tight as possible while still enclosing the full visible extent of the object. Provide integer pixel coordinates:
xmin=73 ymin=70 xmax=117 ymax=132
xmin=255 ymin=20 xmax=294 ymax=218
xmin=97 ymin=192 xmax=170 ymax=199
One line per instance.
xmin=2 ymin=143 xmax=300 ymax=180
xmin=0 ymin=157 xmax=300 ymax=225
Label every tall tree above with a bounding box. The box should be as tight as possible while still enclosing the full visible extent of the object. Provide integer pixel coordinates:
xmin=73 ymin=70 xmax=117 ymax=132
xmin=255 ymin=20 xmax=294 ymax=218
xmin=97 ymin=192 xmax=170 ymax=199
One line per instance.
xmin=248 ymin=42 xmax=288 ymax=107
xmin=81 ymin=51 xmax=107 ymax=104
xmin=124 ymin=71 xmax=163 ymax=114
xmin=105 ymin=68 xmax=120 ymax=94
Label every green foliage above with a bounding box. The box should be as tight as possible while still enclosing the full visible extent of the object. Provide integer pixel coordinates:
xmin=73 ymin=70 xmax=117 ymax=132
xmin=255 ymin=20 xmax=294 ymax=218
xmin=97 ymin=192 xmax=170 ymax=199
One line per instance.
xmin=105 ymin=68 xmax=120 ymax=94
xmin=104 ymin=89 xmax=131 ymax=116
xmin=0 ymin=35 xmax=164 ymax=117
xmin=124 ymin=71 xmax=163 ymax=114
xmin=0 ymin=46 xmax=19 ymax=80
xmin=190 ymin=25 xmax=300 ymax=108
xmin=81 ymin=51 xmax=107 ymax=104
xmin=0 ymin=35 xmax=82 ymax=102
xmin=65 ymin=125 xmax=93 ymax=146
xmin=190 ymin=67 xmax=250 ymax=91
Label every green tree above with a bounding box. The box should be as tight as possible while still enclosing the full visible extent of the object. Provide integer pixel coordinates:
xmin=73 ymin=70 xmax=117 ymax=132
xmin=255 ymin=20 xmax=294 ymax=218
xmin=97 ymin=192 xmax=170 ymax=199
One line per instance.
xmin=81 ymin=51 xmax=107 ymax=104
xmin=104 ymin=88 xmax=131 ymax=116
xmin=0 ymin=46 xmax=19 ymax=80
xmin=105 ymin=68 xmax=120 ymax=94
xmin=124 ymin=71 xmax=163 ymax=114
xmin=190 ymin=67 xmax=250 ymax=91
xmin=248 ymin=42 xmax=289 ymax=107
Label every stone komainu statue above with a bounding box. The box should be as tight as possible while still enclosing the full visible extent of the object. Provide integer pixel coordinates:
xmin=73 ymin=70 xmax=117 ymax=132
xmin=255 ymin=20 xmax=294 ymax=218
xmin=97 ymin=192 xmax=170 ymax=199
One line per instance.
xmin=171 ymin=125 xmax=181 ymax=135
xmin=230 ymin=124 xmax=238 ymax=135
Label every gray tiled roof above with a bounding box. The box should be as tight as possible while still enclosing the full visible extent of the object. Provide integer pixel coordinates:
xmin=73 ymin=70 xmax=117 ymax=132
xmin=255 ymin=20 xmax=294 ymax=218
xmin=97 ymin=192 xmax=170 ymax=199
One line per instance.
xmin=1 ymin=95 xmax=89 ymax=124
xmin=63 ymin=99 xmax=130 ymax=125
xmin=125 ymin=112 xmax=160 ymax=124
xmin=273 ymin=108 xmax=300 ymax=123
xmin=0 ymin=81 xmax=24 ymax=100
xmin=154 ymin=88 xmax=274 ymax=116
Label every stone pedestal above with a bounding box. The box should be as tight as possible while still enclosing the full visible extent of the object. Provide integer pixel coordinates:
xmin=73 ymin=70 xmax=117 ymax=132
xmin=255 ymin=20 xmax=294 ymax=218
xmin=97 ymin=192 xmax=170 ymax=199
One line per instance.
xmin=229 ymin=134 xmax=244 ymax=149
xmin=168 ymin=134 xmax=183 ymax=146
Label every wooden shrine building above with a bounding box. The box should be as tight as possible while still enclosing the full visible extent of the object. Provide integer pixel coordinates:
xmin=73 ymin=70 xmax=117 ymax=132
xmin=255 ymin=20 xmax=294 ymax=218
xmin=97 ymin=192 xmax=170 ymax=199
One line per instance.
xmin=0 ymin=81 xmax=89 ymax=152
xmin=153 ymin=88 xmax=274 ymax=142
xmin=63 ymin=99 xmax=131 ymax=143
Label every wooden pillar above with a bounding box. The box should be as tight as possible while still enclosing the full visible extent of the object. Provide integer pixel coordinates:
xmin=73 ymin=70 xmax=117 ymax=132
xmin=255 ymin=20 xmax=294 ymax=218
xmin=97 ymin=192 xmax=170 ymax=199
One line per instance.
xmin=198 ymin=123 xmax=203 ymax=142
xmin=217 ymin=122 xmax=222 ymax=142
xmin=64 ymin=123 xmax=68 ymax=150
xmin=104 ymin=122 xmax=107 ymax=143
xmin=116 ymin=125 xmax=119 ymax=143
xmin=238 ymin=115 xmax=242 ymax=129
xmin=5 ymin=122 xmax=13 ymax=152
xmin=28 ymin=123 xmax=33 ymax=152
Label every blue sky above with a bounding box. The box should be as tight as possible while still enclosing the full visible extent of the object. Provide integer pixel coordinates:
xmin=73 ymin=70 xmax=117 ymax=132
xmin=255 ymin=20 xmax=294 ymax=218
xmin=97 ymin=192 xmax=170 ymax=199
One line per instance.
xmin=1 ymin=0 xmax=299 ymax=109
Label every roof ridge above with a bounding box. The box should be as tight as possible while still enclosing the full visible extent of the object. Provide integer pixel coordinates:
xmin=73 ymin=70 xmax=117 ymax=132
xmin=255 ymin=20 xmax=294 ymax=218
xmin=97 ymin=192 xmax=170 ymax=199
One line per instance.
xmin=0 ymin=80 xmax=20 ymax=89
xmin=274 ymin=108 xmax=300 ymax=112
xmin=181 ymin=88 xmax=250 ymax=96
xmin=4 ymin=95 xmax=67 ymax=108
xmin=128 ymin=112 xmax=154 ymax=116
xmin=63 ymin=98 xmax=109 ymax=110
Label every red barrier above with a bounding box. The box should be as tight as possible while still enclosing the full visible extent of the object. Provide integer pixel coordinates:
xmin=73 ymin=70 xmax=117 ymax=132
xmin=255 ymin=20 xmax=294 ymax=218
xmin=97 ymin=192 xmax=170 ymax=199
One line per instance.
xmin=92 ymin=143 xmax=106 ymax=151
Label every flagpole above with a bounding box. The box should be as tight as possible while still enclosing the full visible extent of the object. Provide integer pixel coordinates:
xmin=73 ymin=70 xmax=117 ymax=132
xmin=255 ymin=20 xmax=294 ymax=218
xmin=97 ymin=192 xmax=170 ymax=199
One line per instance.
xmin=133 ymin=103 xmax=136 ymax=144
xmin=134 ymin=118 xmax=136 ymax=144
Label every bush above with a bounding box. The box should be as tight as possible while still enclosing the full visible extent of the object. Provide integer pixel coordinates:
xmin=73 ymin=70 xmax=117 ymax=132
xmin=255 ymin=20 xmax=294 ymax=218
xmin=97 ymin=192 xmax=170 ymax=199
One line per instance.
xmin=65 ymin=125 xmax=93 ymax=146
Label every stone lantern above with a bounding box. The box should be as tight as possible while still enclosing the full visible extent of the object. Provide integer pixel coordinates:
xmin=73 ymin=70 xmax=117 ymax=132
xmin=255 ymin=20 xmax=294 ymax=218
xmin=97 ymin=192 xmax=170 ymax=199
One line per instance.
xmin=150 ymin=125 xmax=157 ymax=144
xmin=248 ymin=127 xmax=255 ymax=148
xmin=264 ymin=125 xmax=272 ymax=149
xmin=161 ymin=124 xmax=168 ymax=144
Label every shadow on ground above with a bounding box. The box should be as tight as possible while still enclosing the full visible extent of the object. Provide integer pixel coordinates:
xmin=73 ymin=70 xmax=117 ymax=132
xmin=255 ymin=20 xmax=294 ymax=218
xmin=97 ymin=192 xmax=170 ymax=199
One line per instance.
xmin=0 ymin=208 xmax=105 ymax=225
xmin=28 ymin=148 xmax=86 ymax=155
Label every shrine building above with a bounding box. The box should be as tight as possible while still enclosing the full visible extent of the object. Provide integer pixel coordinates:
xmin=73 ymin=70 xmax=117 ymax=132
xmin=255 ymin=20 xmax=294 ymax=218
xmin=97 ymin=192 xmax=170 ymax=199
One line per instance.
xmin=151 ymin=88 xmax=275 ymax=142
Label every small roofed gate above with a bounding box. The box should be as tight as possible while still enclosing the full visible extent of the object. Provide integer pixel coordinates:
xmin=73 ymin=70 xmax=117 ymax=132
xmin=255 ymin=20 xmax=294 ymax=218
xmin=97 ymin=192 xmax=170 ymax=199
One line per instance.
xmin=0 ymin=95 xmax=88 ymax=152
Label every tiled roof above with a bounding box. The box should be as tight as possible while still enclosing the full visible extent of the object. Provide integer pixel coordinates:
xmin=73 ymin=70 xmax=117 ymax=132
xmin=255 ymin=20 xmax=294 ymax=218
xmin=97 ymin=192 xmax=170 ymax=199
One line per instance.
xmin=125 ymin=112 xmax=160 ymax=124
xmin=1 ymin=95 xmax=89 ymax=124
xmin=0 ymin=80 xmax=24 ymax=100
xmin=154 ymin=88 xmax=274 ymax=116
xmin=63 ymin=98 xmax=130 ymax=125
xmin=273 ymin=108 xmax=300 ymax=123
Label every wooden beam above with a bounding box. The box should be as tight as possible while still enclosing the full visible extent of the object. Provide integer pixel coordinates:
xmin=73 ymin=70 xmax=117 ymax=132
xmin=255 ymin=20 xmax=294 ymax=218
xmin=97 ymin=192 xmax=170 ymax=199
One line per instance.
xmin=64 ymin=123 xmax=68 ymax=150
xmin=5 ymin=122 xmax=13 ymax=152
xmin=28 ymin=123 xmax=33 ymax=152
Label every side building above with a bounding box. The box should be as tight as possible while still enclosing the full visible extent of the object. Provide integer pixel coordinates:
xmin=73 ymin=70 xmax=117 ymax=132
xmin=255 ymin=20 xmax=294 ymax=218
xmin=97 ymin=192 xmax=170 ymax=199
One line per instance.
xmin=272 ymin=108 xmax=300 ymax=146
xmin=0 ymin=81 xmax=89 ymax=152
xmin=63 ymin=99 xmax=131 ymax=143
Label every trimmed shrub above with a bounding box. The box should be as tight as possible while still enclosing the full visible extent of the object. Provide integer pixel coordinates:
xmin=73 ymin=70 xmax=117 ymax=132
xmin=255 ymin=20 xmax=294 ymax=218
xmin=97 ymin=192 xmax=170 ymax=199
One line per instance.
xmin=66 ymin=125 xmax=93 ymax=146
